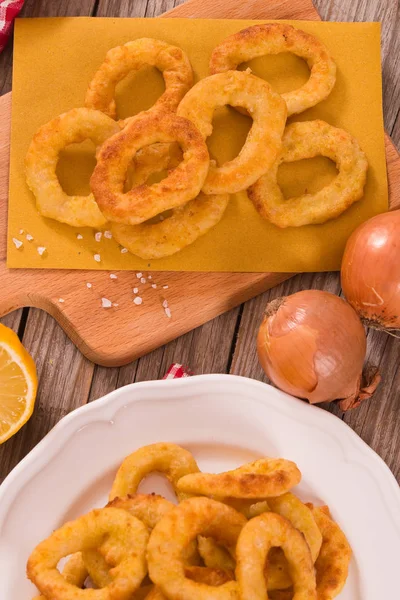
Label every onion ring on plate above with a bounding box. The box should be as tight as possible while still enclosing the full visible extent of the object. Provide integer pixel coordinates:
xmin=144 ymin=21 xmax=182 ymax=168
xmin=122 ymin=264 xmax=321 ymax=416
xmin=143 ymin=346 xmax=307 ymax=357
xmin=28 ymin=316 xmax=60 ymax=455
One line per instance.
xmin=312 ymin=506 xmax=352 ymax=600
xmin=27 ymin=507 xmax=149 ymax=600
xmin=248 ymin=120 xmax=368 ymax=227
xmin=236 ymin=512 xmax=317 ymax=600
xmin=90 ymin=111 xmax=210 ymax=225
xmin=177 ymin=70 xmax=286 ymax=194
xmin=85 ymin=38 xmax=193 ymax=124
xmin=25 ymin=108 xmax=119 ymax=227
xmin=33 ymin=552 xmax=87 ymax=600
xmin=209 ymin=23 xmax=336 ymax=116
xmin=176 ymin=458 xmax=301 ymax=499
xmin=147 ymin=567 xmax=235 ymax=600
xmin=109 ymin=443 xmax=200 ymax=502
xmin=148 ymin=497 xmax=246 ymax=600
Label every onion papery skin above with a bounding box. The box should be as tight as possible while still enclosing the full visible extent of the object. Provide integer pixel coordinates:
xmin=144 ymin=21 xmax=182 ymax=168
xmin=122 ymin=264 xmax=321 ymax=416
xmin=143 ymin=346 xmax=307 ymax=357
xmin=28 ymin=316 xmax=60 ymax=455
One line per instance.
xmin=257 ymin=290 xmax=367 ymax=405
xmin=341 ymin=210 xmax=400 ymax=331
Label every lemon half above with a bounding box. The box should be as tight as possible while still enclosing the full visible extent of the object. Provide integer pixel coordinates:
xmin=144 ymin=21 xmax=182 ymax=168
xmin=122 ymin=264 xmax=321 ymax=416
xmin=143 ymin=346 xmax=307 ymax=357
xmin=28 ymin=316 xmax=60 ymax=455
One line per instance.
xmin=0 ymin=324 xmax=37 ymax=444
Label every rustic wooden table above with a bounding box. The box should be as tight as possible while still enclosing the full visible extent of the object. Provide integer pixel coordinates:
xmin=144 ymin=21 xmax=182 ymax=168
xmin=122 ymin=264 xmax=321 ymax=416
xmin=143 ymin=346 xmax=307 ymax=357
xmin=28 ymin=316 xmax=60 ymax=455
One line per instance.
xmin=0 ymin=0 xmax=399 ymax=484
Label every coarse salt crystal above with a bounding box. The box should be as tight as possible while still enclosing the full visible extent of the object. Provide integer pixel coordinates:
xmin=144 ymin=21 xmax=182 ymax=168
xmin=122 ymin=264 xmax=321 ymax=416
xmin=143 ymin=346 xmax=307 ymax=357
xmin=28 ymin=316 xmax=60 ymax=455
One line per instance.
xmin=104 ymin=231 xmax=112 ymax=239
xmin=162 ymin=299 xmax=168 ymax=308
xmin=101 ymin=297 xmax=112 ymax=308
xmin=76 ymin=234 xmax=83 ymax=240
xmin=86 ymin=283 xmax=92 ymax=289
xmin=136 ymin=272 xmax=143 ymax=278
xmin=58 ymin=298 xmax=65 ymax=303
xmin=133 ymin=296 xmax=143 ymax=305
xmin=26 ymin=234 xmax=34 ymax=241
xmin=165 ymin=307 xmax=172 ymax=318
xmin=12 ymin=238 xmax=23 ymax=249
xmin=133 ymin=287 xmax=139 ymax=294
xmin=110 ymin=274 xmax=118 ymax=279
xmin=121 ymin=247 xmax=128 ymax=254
xmin=140 ymin=277 xmax=146 ymax=284
xmin=162 ymin=285 xmax=169 ymax=289
xmin=95 ymin=232 xmax=102 ymax=242
xmin=37 ymin=246 xmax=46 ymax=256
xmin=94 ymin=254 xmax=101 ymax=262
xmin=151 ymin=283 xmax=157 ymax=289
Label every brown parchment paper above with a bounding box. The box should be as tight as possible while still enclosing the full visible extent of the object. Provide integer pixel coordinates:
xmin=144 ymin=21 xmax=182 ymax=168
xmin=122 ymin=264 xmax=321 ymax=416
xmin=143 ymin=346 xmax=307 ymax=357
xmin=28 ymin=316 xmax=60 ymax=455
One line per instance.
xmin=7 ymin=18 xmax=387 ymax=272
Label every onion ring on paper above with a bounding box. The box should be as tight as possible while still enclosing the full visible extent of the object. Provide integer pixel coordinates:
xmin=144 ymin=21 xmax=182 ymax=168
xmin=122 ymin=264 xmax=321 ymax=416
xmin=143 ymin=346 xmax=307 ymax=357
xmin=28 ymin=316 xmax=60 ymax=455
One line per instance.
xmin=25 ymin=108 xmax=119 ymax=228
xmin=27 ymin=507 xmax=149 ymax=600
xmin=90 ymin=111 xmax=210 ymax=225
xmin=85 ymin=38 xmax=193 ymax=124
xmin=248 ymin=120 xmax=368 ymax=227
xmin=147 ymin=497 xmax=246 ymax=600
xmin=209 ymin=23 xmax=336 ymax=116
xmin=236 ymin=512 xmax=317 ymax=600
xmin=312 ymin=506 xmax=352 ymax=599
xmin=177 ymin=70 xmax=286 ymax=194
xmin=176 ymin=457 xmax=301 ymax=499
xmin=109 ymin=443 xmax=200 ymax=502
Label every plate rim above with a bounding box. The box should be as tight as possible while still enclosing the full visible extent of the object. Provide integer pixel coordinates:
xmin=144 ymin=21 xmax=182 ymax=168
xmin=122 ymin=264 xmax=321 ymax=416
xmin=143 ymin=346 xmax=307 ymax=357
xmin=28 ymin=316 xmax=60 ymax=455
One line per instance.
xmin=1 ymin=373 xmax=399 ymax=525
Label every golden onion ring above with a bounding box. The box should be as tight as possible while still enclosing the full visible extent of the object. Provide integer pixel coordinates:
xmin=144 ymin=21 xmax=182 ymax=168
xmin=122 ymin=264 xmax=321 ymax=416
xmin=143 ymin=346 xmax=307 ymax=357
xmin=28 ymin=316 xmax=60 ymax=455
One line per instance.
xmin=25 ymin=108 xmax=119 ymax=227
xmin=236 ymin=512 xmax=317 ymax=600
xmin=177 ymin=70 xmax=286 ymax=194
xmin=147 ymin=497 xmax=246 ymax=600
xmin=248 ymin=120 xmax=368 ymax=227
xmin=176 ymin=457 xmax=301 ymax=499
xmin=90 ymin=111 xmax=210 ymax=225
xmin=27 ymin=507 xmax=149 ymax=600
xmin=209 ymin=23 xmax=336 ymax=116
xmin=85 ymin=38 xmax=193 ymax=124
xmin=147 ymin=566 xmax=235 ymax=599
xmin=109 ymin=443 xmax=200 ymax=502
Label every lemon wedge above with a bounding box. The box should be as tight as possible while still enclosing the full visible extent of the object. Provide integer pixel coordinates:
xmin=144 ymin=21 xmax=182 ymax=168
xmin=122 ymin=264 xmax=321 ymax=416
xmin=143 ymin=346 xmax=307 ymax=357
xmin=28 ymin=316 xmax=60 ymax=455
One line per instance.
xmin=0 ymin=323 xmax=37 ymax=444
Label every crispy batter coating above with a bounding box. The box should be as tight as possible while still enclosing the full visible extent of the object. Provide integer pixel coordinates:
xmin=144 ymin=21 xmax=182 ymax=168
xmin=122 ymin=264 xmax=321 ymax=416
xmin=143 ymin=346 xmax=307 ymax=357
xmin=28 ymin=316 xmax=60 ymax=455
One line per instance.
xmin=236 ymin=512 xmax=317 ymax=600
xmin=27 ymin=507 xmax=149 ymax=600
xmin=25 ymin=108 xmax=119 ymax=227
xmin=90 ymin=111 xmax=210 ymax=225
xmin=248 ymin=120 xmax=368 ymax=227
xmin=176 ymin=458 xmax=301 ymax=499
xmin=312 ymin=506 xmax=352 ymax=599
xmin=146 ymin=566 xmax=235 ymax=599
xmin=177 ymin=70 xmax=286 ymax=194
xmin=109 ymin=442 xmax=200 ymax=502
xmin=147 ymin=497 xmax=246 ymax=600
xmin=198 ymin=536 xmax=236 ymax=571
xmin=85 ymin=38 xmax=193 ymax=123
xmin=33 ymin=552 xmax=87 ymax=600
xmin=209 ymin=23 xmax=336 ymax=116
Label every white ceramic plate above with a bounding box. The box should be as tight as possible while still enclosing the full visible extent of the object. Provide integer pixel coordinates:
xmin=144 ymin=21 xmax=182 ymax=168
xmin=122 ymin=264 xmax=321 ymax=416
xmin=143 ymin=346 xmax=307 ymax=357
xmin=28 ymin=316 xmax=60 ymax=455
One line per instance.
xmin=0 ymin=374 xmax=399 ymax=598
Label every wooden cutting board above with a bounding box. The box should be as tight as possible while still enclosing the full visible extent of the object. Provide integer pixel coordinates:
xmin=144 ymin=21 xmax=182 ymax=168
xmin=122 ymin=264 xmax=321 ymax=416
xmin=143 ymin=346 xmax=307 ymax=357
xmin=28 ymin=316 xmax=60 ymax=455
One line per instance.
xmin=0 ymin=0 xmax=399 ymax=366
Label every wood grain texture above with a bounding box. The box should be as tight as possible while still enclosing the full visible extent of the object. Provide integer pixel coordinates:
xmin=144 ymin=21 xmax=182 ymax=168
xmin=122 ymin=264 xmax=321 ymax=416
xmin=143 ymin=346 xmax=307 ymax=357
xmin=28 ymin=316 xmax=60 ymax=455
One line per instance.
xmin=0 ymin=0 xmax=399 ymax=486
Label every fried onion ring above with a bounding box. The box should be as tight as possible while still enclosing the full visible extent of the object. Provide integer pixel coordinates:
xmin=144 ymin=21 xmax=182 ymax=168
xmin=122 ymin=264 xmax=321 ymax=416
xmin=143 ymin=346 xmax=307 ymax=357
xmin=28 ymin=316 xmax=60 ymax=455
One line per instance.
xmin=312 ymin=506 xmax=352 ymax=599
xmin=85 ymin=38 xmax=193 ymax=123
xmin=197 ymin=536 xmax=236 ymax=571
xmin=90 ymin=111 xmax=210 ymax=224
xmin=176 ymin=457 xmax=301 ymax=499
xmin=248 ymin=120 xmax=368 ymax=227
xmin=209 ymin=23 xmax=336 ymax=116
xmin=25 ymin=108 xmax=119 ymax=227
xmin=147 ymin=497 xmax=246 ymax=600
xmin=236 ymin=512 xmax=317 ymax=600
xmin=33 ymin=552 xmax=88 ymax=600
xmin=109 ymin=443 xmax=200 ymax=502
xmin=177 ymin=70 xmax=286 ymax=194
xmin=147 ymin=566 xmax=234 ymax=600
xmin=27 ymin=507 xmax=149 ymax=600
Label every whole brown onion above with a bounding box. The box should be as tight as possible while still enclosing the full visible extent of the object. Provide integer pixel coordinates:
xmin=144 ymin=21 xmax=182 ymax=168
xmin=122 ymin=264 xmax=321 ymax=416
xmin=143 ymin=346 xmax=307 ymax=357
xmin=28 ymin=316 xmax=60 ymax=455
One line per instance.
xmin=341 ymin=209 xmax=400 ymax=332
xmin=257 ymin=290 xmax=380 ymax=410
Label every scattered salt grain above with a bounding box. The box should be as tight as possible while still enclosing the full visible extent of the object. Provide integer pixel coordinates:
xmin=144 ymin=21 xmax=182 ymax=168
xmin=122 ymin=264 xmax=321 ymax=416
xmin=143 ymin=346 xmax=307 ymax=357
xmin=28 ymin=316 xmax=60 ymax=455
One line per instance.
xmin=12 ymin=238 xmax=23 ymax=249
xmin=162 ymin=299 xmax=168 ymax=308
xmin=101 ymin=297 xmax=112 ymax=308
xmin=140 ymin=277 xmax=146 ymax=284
xmin=151 ymin=283 xmax=157 ymax=289
xmin=76 ymin=234 xmax=83 ymax=240
xmin=104 ymin=231 xmax=112 ymax=239
xmin=26 ymin=234 xmax=34 ymax=241
xmin=164 ymin=307 xmax=172 ymax=318
xmin=162 ymin=285 xmax=169 ymax=289
xmin=133 ymin=287 xmax=138 ymax=294
xmin=110 ymin=274 xmax=118 ymax=280
xmin=37 ymin=246 xmax=46 ymax=256
xmin=94 ymin=254 xmax=101 ymax=263
xmin=136 ymin=272 xmax=143 ymax=278
xmin=95 ymin=232 xmax=102 ymax=242
xmin=19 ymin=229 xmax=24 ymax=235
xmin=86 ymin=283 xmax=92 ymax=289
xmin=121 ymin=247 xmax=128 ymax=254
xmin=113 ymin=303 xmax=119 ymax=308
xmin=58 ymin=298 xmax=65 ymax=303
xmin=148 ymin=275 xmax=152 ymax=280
xmin=133 ymin=296 xmax=143 ymax=305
